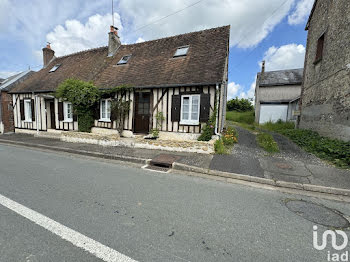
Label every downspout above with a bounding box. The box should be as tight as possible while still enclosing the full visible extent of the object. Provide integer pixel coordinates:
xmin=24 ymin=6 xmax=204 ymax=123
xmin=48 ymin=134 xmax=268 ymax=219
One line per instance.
xmin=215 ymin=83 xmax=220 ymax=135
xmin=34 ymin=92 xmax=39 ymax=135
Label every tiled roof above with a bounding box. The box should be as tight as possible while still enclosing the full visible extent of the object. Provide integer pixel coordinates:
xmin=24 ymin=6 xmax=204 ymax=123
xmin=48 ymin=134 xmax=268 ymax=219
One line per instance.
xmin=0 ymin=70 xmax=34 ymax=91
xmin=258 ymin=68 xmax=303 ymax=87
xmin=10 ymin=25 xmax=230 ymax=93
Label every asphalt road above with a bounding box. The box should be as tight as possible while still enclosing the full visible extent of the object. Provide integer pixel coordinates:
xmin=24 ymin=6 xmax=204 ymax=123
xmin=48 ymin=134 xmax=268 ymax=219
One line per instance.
xmin=0 ymin=144 xmax=349 ymax=262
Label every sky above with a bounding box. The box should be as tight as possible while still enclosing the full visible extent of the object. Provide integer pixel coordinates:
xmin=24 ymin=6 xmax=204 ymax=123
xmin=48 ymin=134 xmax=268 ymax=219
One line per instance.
xmin=0 ymin=0 xmax=314 ymax=100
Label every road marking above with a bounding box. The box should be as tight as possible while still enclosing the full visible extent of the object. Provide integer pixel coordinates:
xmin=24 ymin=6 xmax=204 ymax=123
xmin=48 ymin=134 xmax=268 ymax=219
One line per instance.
xmin=0 ymin=193 xmax=137 ymax=262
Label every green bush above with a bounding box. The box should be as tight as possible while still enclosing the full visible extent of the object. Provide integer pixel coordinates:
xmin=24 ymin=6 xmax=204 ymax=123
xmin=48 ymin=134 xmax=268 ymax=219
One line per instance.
xmin=280 ymin=129 xmax=350 ymax=168
xmin=256 ymin=132 xmax=280 ymax=153
xmin=198 ymin=104 xmax=217 ymax=141
xmin=214 ymin=138 xmax=228 ymax=154
xmin=227 ymin=97 xmax=253 ymax=112
xmin=77 ymin=110 xmax=95 ymax=132
xmin=226 ymin=110 xmax=255 ymax=125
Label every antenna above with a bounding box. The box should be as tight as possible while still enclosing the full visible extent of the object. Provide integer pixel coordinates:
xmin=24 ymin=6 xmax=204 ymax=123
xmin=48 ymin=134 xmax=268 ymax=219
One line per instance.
xmin=111 ymin=0 xmax=114 ymax=26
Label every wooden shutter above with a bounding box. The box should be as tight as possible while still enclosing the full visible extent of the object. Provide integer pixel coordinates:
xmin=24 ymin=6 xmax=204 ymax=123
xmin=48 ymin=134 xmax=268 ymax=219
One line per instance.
xmin=31 ymin=99 xmax=35 ymax=121
xmin=58 ymin=102 xmax=64 ymax=121
xmin=171 ymin=95 xmax=181 ymax=122
xmin=94 ymin=102 xmax=100 ymax=120
xmin=199 ymin=93 xmax=210 ymax=122
xmin=20 ymin=100 xmax=25 ymax=120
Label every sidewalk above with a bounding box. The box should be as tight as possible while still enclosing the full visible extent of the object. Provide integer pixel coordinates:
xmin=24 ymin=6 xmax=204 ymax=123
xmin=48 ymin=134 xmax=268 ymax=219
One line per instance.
xmin=0 ymin=132 xmax=349 ymax=196
xmin=210 ymin=125 xmax=350 ymax=190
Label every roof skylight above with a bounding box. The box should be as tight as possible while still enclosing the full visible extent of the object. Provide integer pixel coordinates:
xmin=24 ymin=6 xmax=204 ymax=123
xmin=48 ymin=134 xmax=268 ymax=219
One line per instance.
xmin=49 ymin=64 xmax=61 ymax=72
xmin=117 ymin=55 xmax=132 ymax=65
xmin=174 ymin=46 xmax=189 ymax=57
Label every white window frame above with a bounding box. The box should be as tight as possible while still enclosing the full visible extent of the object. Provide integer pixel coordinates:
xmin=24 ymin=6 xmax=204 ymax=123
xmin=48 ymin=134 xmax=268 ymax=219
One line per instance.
xmin=100 ymin=99 xmax=111 ymax=122
xmin=24 ymin=99 xmax=32 ymax=122
xmin=63 ymin=102 xmax=73 ymax=122
xmin=180 ymin=94 xmax=200 ymax=125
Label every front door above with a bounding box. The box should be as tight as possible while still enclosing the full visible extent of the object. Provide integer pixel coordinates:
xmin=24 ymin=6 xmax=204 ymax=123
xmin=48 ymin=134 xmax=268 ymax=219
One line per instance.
xmin=49 ymin=101 xmax=56 ymax=129
xmin=134 ymin=92 xmax=150 ymax=133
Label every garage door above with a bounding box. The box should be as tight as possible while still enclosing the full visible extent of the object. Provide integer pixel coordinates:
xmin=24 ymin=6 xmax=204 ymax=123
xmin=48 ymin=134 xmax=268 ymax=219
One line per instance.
xmin=259 ymin=104 xmax=288 ymax=124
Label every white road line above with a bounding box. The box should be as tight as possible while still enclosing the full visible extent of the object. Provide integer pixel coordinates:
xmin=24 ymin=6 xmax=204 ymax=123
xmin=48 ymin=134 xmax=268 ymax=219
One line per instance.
xmin=0 ymin=193 xmax=137 ymax=262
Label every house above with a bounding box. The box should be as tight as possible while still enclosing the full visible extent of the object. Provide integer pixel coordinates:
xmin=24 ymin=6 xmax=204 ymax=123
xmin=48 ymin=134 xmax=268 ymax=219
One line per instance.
xmin=254 ymin=61 xmax=303 ymax=124
xmin=0 ymin=70 xmax=33 ymax=133
xmin=299 ymin=0 xmax=350 ymax=141
xmin=9 ymin=26 xmax=229 ymax=140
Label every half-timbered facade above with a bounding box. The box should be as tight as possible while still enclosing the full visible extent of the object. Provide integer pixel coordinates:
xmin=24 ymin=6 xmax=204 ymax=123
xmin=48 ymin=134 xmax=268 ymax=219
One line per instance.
xmin=10 ymin=26 xmax=229 ymax=139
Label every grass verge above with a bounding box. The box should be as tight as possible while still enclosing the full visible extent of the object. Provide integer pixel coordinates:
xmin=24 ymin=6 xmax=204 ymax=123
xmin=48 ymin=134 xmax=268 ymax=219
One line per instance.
xmin=256 ymin=132 xmax=280 ymax=153
xmin=226 ymin=110 xmax=255 ymax=125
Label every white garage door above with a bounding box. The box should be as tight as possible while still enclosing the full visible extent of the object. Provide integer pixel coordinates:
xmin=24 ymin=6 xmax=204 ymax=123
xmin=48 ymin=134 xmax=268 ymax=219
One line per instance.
xmin=259 ymin=104 xmax=288 ymax=124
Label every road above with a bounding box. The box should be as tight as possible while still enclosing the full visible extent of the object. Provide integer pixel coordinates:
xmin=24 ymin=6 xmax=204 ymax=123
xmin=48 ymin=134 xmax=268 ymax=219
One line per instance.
xmin=0 ymin=144 xmax=349 ymax=262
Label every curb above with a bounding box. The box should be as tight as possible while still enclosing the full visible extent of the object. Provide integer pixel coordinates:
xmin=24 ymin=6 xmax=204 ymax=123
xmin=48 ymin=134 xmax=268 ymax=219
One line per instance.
xmin=1 ymin=138 xmax=350 ymax=198
xmin=0 ymin=139 xmax=148 ymax=165
xmin=172 ymin=162 xmax=350 ymax=197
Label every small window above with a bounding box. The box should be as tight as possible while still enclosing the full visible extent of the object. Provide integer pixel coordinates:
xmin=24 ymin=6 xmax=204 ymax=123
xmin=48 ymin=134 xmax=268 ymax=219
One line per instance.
xmin=174 ymin=46 xmax=189 ymax=57
xmin=49 ymin=64 xmax=61 ymax=72
xmin=24 ymin=99 xmax=32 ymax=122
xmin=117 ymin=55 xmax=132 ymax=65
xmin=100 ymin=99 xmax=111 ymax=121
xmin=315 ymin=34 xmax=325 ymax=63
xmin=180 ymin=95 xmax=200 ymax=125
xmin=63 ymin=102 xmax=73 ymax=122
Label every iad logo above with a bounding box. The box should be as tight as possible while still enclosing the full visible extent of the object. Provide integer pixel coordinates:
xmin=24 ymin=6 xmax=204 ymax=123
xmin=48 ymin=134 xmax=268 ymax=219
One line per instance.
xmin=313 ymin=225 xmax=349 ymax=261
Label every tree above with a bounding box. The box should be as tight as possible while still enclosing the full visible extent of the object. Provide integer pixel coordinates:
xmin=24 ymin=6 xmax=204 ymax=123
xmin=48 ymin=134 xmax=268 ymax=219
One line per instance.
xmin=227 ymin=97 xmax=253 ymax=112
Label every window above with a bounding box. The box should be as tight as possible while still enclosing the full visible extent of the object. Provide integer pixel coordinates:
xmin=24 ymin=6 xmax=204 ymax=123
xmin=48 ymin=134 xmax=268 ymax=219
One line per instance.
xmin=24 ymin=99 xmax=32 ymax=122
xmin=315 ymin=34 xmax=325 ymax=63
xmin=180 ymin=95 xmax=200 ymax=125
xmin=174 ymin=46 xmax=189 ymax=57
xmin=100 ymin=99 xmax=111 ymax=121
xmin=63 ymin=102 xmax=73 ymax=122
xmin=117 ymin=55 xmax=132 ymax=65
xmin=49 ymin=64 xmax=61 ymax=72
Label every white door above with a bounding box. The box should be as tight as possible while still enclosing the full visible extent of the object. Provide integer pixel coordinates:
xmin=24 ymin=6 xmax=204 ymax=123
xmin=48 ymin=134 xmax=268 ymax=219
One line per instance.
xmin=259 ymin=104 xmax=288 ymax=124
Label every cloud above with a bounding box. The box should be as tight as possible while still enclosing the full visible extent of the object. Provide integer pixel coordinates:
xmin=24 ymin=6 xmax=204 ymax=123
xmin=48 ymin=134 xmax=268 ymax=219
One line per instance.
xmin=45 ymin=13 xmax=123 ymax=57
xmin=262 ymin=44 xmax=305 ymax=71
xmin=135 ymin=37 xmax=145 ymax=43
xmin=117 ymin=0 xmax=296 ymax=48
xmin=227 ymin=82 xmax=241 ymax=100
xmin=227 ymin=80 xmax=256 ymax=102
xmin=288 ymin=0 xmax=314 ymax=25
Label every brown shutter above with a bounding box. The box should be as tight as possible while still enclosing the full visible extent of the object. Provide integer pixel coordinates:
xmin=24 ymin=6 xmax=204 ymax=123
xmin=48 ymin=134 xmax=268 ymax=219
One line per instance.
xmin=200 ymin=93 xmax=210 ymax=122
xmin=20 ymin=100 xmax=25 ymax=120
xmin=171 ymin=95 xmax=181 ymax=122
xmin=58 ymin=102 xmax=64 ymax=121
xmin=31 ymin=99 xmax=35 ymax=121
xmin=94 ymin=102 xmax=100 ymax=120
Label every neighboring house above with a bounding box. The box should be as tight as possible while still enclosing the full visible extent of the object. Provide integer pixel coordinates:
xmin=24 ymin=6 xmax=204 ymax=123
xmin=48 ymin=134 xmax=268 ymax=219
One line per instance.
xmin=9 ymin=26 xmax=229 ymax=139
xmin=254 ymin=61 xmax=303 ymax=124
xmin=0 ymin=78 xmax=4 ymax=84
xmin=0 ymin=70 xmax=33 ymax=133
xmin=299 ymin=0 xmax=350 ymax=141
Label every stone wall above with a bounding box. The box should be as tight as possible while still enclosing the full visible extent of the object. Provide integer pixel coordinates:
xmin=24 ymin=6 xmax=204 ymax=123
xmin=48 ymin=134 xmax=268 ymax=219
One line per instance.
xmin=299 ymin=0 xmax=350 ymax=141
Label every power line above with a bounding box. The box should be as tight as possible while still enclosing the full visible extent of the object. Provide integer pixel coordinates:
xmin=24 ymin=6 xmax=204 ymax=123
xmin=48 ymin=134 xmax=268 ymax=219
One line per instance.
xmin=130 ymin=0 xmax=205 ymax=34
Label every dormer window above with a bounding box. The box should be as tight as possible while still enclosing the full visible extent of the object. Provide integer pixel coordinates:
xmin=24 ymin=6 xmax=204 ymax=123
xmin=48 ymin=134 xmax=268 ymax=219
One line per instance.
xmin=49 ymin=64 xmax=61 ymax=72
xmin=117 ymin=55 xmax=132 ymax=65
xmin=174 ymin=46 xmax=189 ymax=57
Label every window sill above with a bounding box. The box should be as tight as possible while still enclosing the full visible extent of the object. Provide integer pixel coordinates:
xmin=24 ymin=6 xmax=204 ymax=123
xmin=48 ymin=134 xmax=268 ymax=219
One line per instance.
xmin=179 ymin=121 xmax=199 ymax=126
xmin=99 ymin=119 xmax=111 ymax=122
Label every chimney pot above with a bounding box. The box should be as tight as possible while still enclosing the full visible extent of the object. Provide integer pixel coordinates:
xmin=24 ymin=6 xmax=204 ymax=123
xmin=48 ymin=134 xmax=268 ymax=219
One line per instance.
xmin=261 ymin=60 xmax=265 ymax=74
xmin=42 ymin=44 xmax=55 ymax=67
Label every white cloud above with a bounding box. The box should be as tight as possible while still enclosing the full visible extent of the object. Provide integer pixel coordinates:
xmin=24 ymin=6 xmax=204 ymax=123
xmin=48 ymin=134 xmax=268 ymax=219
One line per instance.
xmin=135 ymin=37 xmax=145 ymax=43
xmin=261 ymin=44 xmax=305 ymax=71
xmin=117 ymin=0 xmax=296 ymax=48
xmin=227 ymin=82 xmax=241 ymax=100
xmin=45 ymin=13 xmax=123 ymax=57
xmin=227 ymin=80 xmax=256 ymax=102
xmin=288 ymin=0 xmax=314 ymax=25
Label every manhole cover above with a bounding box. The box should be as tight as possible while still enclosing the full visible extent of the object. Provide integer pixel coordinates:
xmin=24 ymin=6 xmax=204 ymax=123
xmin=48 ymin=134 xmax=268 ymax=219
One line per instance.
xmin=275 ymin=162 xmax=293 ymax=170
xmin=285 ymin=200 xmax=350 ymax=229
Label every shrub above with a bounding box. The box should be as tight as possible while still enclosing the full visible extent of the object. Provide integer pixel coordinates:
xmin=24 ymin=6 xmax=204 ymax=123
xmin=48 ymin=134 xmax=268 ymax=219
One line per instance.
xmin=227 ymin=97 xmax=253 ymax=112
xmin=214 ymin=138 xmax=228 ymax=154
xmin=256 ymin=132 xmax=280 ymax=153
xmin=198 ymin=104 xmax=217 ymax=141
xmin=222 ymin=126 xmax=238 ymax=146
xmin=280 ymin=129 xmax=350 ymax=168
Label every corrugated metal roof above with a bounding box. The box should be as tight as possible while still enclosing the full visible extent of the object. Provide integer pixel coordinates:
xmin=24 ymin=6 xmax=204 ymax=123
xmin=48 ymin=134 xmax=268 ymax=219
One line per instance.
xmin=258 ymin=68 xmax=303 ymax=87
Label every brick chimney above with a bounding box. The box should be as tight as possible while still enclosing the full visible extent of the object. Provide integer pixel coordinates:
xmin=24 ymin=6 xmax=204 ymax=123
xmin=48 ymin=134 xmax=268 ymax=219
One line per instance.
xmin=42 ymin=43 xmax=55 ymax=67
xmin=108 ymin=26 xmax=121 ymax=57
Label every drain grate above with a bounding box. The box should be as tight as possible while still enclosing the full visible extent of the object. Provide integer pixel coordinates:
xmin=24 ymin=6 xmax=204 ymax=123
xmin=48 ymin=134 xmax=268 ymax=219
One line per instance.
xmin=285 ymin=199 xmax=350 ymax=229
